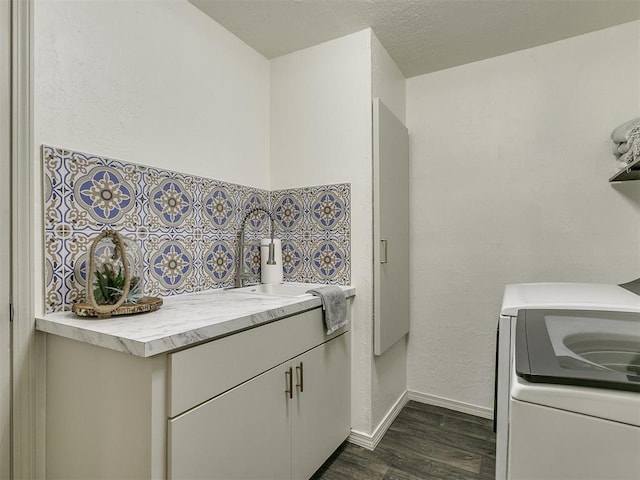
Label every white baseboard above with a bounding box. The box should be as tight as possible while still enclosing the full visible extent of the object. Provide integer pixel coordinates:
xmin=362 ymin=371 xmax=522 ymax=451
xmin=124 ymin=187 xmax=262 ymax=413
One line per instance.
xmin=407 ymin=390 xmax=494 ymax=420
xmin=348 ymin=390 xmax=408 ymax=450
xmin=348 ymin=390 xmax=493 ymax=450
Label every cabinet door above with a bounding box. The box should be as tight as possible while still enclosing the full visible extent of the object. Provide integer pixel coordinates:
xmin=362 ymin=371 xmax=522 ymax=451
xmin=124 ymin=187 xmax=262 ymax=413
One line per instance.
xmin=373 ymin=98 xmax=410 ymax=355
xmin=168 ymin=364 xmax=293 ymax=480
xmin=291 ymin=332 xmax=351 ymax=480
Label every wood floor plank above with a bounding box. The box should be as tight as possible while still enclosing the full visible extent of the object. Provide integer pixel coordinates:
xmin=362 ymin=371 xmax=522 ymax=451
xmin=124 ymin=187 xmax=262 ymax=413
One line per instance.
xmin=376 ymin=428 xmax=483 ymax=474
xmin=311 ymin=443 xmax=389 ymax=480
xmin=404 ymin=401 xmax=493 ymax=429
xmin=479 ymin=455 xmax=497 ymax=479
xmin=392 ymin=404 xmax=443 ymax=429
xmin=382 ymin=467 xmax=428 ymax=480
xmin=389 ymin=415 xmax=496 ymax=459
xmin=439 ymin=417 xmax=496 ymax=443
xmin=312 ymin=401 xmax=496 ymax=480
xmin=374 ymin=443 xmax=488 ymax=480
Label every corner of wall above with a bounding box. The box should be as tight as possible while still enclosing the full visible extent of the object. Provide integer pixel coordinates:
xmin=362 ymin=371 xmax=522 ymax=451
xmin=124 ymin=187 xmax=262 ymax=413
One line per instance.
xmin=369 ymin=30 xmax=409 ymax=433
xmin=371 ymin=31 xmax=406 ymax=123
xmin=269 ymin=27 xmax=376 ymax=435
xmin=405 ymin=20 xmax=640 ymax=411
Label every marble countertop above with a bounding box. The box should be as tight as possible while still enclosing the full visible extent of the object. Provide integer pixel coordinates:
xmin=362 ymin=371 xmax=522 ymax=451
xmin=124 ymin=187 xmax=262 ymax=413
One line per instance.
xmin=35 ymin=283 xmax=355 ymax=358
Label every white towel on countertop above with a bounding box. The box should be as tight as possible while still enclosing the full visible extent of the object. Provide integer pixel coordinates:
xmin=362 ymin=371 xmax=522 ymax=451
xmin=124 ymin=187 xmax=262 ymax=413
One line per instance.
xmin=611 ymin=117 xmax=640 ymax=143
xmin=306 ymin=286 xmax=348 ymax=335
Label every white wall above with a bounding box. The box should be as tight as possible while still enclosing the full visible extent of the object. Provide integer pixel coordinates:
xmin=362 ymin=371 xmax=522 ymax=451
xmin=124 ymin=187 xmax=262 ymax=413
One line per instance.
xmin=35 ymin=0 xmax=639 ymax=435
xmin=270 ymin=29 xmax=375 ymax=434
xmin=35 ymin=0 xmax=270 ymax=189
xmin=406 ymin=21 xmax=640 ymax=412
xmin=370 ymin=33 xmax=408 ymax=429
xmin=34 ymin=0 xmax=270 ymax=321
xmin=372 ymin=34 xmax=406 ymax=123
xmin=271 ymin=29 xmax=410 ymax=436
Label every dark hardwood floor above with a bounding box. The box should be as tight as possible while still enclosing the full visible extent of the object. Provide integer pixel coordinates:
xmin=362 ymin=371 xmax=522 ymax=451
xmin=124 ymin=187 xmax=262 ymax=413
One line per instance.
xmin=312 ymin=401 xmax=496 ymax=480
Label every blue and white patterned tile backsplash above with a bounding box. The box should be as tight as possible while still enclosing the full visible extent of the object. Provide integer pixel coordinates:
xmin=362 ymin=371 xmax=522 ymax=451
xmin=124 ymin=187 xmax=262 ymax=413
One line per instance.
xmin=271 ymin=185 xmax=350 ymax=284
xmin=43 ymin=146 xmax=351 ymax=312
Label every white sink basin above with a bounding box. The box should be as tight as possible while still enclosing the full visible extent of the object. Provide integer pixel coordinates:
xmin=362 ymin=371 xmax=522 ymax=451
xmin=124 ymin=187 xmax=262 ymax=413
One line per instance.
xmin=233 ymin=283 xmax=318 ymax=297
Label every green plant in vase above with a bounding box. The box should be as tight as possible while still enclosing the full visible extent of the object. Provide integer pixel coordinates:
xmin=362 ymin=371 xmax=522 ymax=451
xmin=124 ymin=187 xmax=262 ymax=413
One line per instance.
xmin=93 ymin=263 xmax=143 ymax=305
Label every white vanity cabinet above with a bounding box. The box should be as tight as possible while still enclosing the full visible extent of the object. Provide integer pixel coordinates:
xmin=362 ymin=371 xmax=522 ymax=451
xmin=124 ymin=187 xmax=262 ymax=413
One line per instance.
xmin=166 ymin=307 xmax=350 ymax=480
xmin=44 ymin=306 xmax=350 ymax=480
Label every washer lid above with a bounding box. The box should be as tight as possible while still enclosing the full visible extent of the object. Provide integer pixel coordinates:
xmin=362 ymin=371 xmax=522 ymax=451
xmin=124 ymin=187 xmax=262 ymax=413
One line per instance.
xmin=516 ymin=309 xmax=640 ymax=393
xmin=501 ymin=283 xmax=640 ymax=316
xmin=512 ymin=309 xmax=640 ymax=425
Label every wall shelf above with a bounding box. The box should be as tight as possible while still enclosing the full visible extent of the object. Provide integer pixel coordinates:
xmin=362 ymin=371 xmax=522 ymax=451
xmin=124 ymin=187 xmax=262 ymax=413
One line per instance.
xmin=609 ymin=156 xmax=640 ymax=182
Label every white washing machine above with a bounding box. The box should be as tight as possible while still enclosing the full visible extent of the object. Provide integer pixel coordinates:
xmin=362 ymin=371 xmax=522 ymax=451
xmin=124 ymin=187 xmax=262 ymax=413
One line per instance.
xmin=495 ymin=281 xmax=640 ymax=480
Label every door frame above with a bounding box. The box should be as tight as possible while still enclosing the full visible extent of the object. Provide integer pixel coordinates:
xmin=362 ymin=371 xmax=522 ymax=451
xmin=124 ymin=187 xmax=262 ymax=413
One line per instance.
xmin=10 ymin=0 xmax=38 ymax=478
xmin=1 ymin=1 xmax=12 ymax=476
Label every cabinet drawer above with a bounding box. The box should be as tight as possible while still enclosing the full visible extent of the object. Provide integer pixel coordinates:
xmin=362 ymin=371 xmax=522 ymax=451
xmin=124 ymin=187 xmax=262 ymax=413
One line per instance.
xmin=168 ymin=307 xmax=343 ymax=417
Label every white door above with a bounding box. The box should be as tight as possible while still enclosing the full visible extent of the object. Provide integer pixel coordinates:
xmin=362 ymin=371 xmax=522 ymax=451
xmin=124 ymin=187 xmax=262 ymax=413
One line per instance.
xmin=373 ymin=98 xmax=410 ymax=355
xmin=0 ymin=0 xmax=12 ymax=477
xmin=168 ymin=364 xmax=293 ymax=480
xmin=291 ymin=332 xmax=350 ymax=480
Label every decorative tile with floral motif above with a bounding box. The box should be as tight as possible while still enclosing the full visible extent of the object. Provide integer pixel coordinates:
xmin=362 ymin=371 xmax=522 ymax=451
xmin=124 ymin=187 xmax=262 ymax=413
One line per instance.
xmin=42 ymin=145 xmax=350 ymax=312
xmin=271 ymin=183 xmax=350 ymax=285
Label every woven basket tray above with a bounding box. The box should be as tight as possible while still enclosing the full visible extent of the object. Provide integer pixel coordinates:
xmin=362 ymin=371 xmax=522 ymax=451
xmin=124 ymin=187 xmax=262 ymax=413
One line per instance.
xmin=72 ymin=296 xmax=163 ymax=319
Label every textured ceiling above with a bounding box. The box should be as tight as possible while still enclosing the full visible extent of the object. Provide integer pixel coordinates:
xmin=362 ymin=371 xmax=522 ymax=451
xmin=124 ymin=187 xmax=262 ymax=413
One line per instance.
xmin=189 ymin=0 xmax=640 ymax=78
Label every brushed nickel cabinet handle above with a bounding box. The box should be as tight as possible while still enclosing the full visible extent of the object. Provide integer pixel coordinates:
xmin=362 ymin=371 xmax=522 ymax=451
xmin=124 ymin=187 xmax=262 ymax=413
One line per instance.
xmin=380 ymin=239 xmax=388 ymax=264
xmin=285 ymin=366 xmax=293 ymax=399
xmin=296 ymin=362 xmax=304 ymax=393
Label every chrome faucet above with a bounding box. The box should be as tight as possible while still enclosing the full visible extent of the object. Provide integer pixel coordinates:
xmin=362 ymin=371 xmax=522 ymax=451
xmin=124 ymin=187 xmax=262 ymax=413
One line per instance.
xmin=235 ymin=206 xmax=277 ymax=288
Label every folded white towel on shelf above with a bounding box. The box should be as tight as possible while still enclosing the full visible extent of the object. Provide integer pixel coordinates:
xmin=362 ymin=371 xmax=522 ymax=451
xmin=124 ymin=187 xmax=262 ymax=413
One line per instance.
xmin=611 ymin=117 xmax=640 ymax=143
xmin=629 ymin=123 xmax=640 ymax=143
xmin=612 ymin=143 xmax=622 ymax=157
xmin=618 ymin=151 xmax=633 ymax=165
xmin=617 ymin=142 xmax=630 ymax=155
xmin=615 ymin=124 xmax=640 ymax=167
xmin=611 ymin=119 xmax=640 ymax=171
